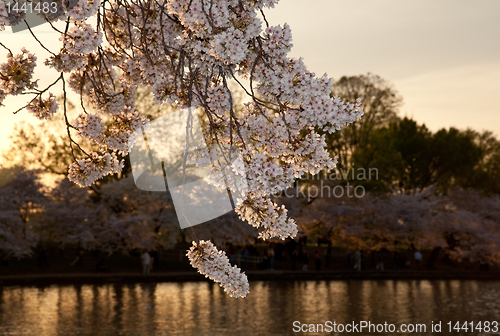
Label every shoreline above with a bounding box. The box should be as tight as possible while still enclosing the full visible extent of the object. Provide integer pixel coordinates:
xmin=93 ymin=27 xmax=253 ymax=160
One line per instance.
xmin=1 ymin=270 xmax=500 ymax=287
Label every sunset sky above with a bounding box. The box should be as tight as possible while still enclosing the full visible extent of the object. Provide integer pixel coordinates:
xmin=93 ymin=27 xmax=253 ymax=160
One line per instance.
xmin=1 ymin=0 xmax=499 ymax=162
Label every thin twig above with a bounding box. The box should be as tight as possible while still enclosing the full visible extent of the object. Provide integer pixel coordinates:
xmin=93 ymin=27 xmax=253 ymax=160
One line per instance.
xmin=0 ymin=42 xmax=13 ymax=56
xmin=24 ymin=19 xmax=56 ymax=56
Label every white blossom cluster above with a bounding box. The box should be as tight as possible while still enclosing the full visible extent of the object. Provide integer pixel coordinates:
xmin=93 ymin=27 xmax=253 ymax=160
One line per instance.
xmin=65 ymin=0 xmax=101 ymax=22
xmin=0 ymin=0 xmax=8 ymax=31
xmin=102 ymin=110 xmax=150 ymax=155
xmin=26 ymin=92 xmax=59 ymax=120
xmin=61 ymin=21 xmax=102 ymax=55
xmin=0 ymin=48 xmax=38 ymax=95
xmin=45 ymin=52 xmax=88 ymax=73
xmin=206 ymin=86 xmax=231 ymax=114
xmin=68 ymin=150 xmax=124 ymax=187
xmin=210 ymin=28 xmax=250 ymax=64
xmin=75 ymin=110 xmax=149 ymax=156
xmin=75 ymin=113 xmax=105 ymax=142
xmin=187 ymin=240 xmax=249 ymax=298
xmin=237 ymin=191 xmax=297 ymax=240
xmin=68 ymin=67 xmax=135 ymax=115
xmin=167 ymin=0 xmax=261 ymax=40
xmin=258 ymin=0 xmax=279 ymax=9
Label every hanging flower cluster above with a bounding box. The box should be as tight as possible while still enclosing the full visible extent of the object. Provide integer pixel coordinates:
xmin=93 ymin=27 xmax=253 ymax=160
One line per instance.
xmin=26 ymin=92 xmax=59 ymax=120
xmin=61 ymin=21 xmax=102 ymax=55
xmin=65 ymin=0 xmax=101 ymax=22
xmin=75 ymin=113 xmax=105 ymax=142
xmin=187 ymin=240 xmax=249 ymax=298
xmin=45 ymin=52 xmax=86 ymax=73
xmin=0 ymin=48 xmax=37 ymax=95
xmin=68 ymin=150 xmax=124 ymax=187
xmin=75 ymin=109 xmax=149 ymax=155
xmin=102 ymin=110 xmax=150 ymax=155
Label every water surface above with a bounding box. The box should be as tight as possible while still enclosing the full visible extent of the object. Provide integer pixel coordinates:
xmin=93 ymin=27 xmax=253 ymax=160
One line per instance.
xmin=1 ymin=280 xmax=500 ymax=335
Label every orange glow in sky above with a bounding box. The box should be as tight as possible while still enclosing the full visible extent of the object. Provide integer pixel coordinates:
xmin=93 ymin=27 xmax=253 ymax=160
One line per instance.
xmin=1 ymin=0 xmax=499 ymax=163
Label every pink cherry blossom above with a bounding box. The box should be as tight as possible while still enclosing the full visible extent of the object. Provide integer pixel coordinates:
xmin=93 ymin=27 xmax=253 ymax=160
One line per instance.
xmin=187 ymin=240 xmax=249 ymax=298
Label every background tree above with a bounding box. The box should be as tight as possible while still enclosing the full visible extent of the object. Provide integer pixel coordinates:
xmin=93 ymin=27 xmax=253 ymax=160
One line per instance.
xmin=0 ymin=168 xmax=47 ymax=258
xmin=41 ymin=178 xmax=101 ymax=250
xmin=326 ymin=73 xmax=402 ymax=168
xmin=3 ymin=120 xmax=75 ymax=176
xmin=335 ymin=189 xmax=438 ymax=251
xmin=464 ymin=130 xmax=500 ymax=195
xmin=353 ymin=117 xmax=484 ymax=194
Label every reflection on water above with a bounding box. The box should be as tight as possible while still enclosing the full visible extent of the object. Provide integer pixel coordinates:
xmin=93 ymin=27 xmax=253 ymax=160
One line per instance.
xmin=1 ymin=280 xmax=500 ymax=335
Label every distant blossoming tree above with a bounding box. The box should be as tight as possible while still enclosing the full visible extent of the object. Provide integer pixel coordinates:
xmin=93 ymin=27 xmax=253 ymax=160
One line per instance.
xmin=0 ymin=0 xmax=364 ymax=297
xmin=300 ymin=187 xmax=500 ymax=267
xmin=0 ymin=169 xmax=47 ymax=258
xmin=339 ymin=189 xmax=438 ymax=251
xmin=429 ymin=189 xmax=500 ymax=266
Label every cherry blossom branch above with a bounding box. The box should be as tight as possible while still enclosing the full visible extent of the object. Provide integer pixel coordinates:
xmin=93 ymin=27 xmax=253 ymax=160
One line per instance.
xmin=12 ymin=73 xmax=62 ymax=114
xmin=61 ymin=74 xmax=90 ymax=161
xmin=2 ymin=0 xmax=364 ymax=297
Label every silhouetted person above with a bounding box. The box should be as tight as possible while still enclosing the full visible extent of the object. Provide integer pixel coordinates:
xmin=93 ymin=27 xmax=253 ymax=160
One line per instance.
xmin=376 ymin=251 xmax=384 ymax=271
xmin=414 ymin=250 xmax=422 ymax=270
xmin=302 ymin=251 xmax=309 ymax=271
xmin=314 ymin=250 xmax=321 ymax=271
xmin=291 ymin=249 xmax=298 ymax=270
xmin=142 ymin=251 xmax=151 ymax=274
xmin=392 ymin=251 xmax=399 ymax=270
xmin=325 ymin=244 xmax=332 ymax=269
xmin=150 ymin=250 xmax=159 ymax=270
xmin=347 ymin=251 xmax=352 ymax=270
xmin=354 ymin=250 xmax=362 ymax=271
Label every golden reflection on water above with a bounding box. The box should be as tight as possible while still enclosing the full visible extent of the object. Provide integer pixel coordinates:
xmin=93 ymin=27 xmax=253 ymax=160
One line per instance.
xmin=1 ymin=280 xmax=500 ymax=335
